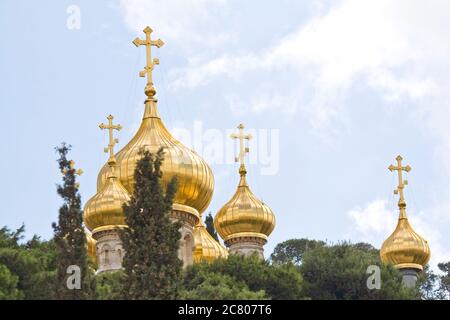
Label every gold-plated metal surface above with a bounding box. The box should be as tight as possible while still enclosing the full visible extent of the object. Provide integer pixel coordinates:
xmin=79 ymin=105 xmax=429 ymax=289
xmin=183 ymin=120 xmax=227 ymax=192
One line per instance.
xmin=84 ymin=115 xmax=131 ymax=233
xmin=230 ymin=123 xmax=252 ymax=166
xmin=193 ymin=213 xmax=228 ymax=263
xmin=380 ymin=155 xmax=430 ymax=271
xmin=97 ymin=27 xmax=214 ymax=215
xmin=99 ymin=115 xmax=122 ymax=162
xmin=85 ymin=230 xmax=97 ymax=263
xmin=62 ymin=160 xmax=83 ymax=176
xmin=214 ymin=124 xmax=275 ymax=243
xmin=132 ymin=26 xmax=165 ymax=98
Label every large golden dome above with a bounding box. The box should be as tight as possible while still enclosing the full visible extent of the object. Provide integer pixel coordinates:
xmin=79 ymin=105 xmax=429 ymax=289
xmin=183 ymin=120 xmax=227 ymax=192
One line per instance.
xmin=96 ymin=99 xmax=214 ymax=214
xmin=380 ymin=213 xmax=430 ymax=271
xmin=84 ymin=163 xmax=130 ymax=233
xmin=193 ymin=215 xmax=228 ymax=263
xmin=214 ymin=165 xmax=276 ymax=243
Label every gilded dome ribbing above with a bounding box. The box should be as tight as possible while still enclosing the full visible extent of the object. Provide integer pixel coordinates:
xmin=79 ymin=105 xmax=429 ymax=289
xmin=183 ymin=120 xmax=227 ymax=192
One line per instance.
xmin=84 ymin=162 xmax=130 ymax=233
xmin=84 ymin=115 xmax=130 ymax=234
xmin=96 ymin=100 xmax=214 ymax=215
xmin=214 ymin=166 xmax=276 ymax=243
xmin=380 ymin=217 xmax=430 ymax=271
xmin=193 ymin=215 xmax=228 ymax=263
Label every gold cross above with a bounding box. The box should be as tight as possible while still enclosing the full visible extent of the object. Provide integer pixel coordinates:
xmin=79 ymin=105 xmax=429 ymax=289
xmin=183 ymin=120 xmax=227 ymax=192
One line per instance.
xmin=133 ymin=26 xmax=165 ymax=98
xmin=388 ymin=155 xmax=411 ymax=209
xmin=62 ymin=160 xmax=83 ymax=188
xmin=230 ymin=123 xmax=252 ymax=169
xmin=99 ymin=115 xmax=122 ymax=162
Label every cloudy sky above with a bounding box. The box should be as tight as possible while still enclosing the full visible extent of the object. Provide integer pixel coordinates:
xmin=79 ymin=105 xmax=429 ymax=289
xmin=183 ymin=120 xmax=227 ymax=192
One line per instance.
xmin=1 ymin=0 xmax=449 ymax=270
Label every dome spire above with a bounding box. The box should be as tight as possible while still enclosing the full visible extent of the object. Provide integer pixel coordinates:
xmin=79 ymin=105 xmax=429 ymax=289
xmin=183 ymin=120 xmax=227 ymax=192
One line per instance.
xmin=388 ymin=155 xmax=411 ymax=219
xmin=230 ymin=123 xmax=252 ymax=184
xmin=84 ymin=114 xmax=130 ymax=273
xmin=381 ymin=155 xmax=430 ymax=288
xmin=99 ymin=114 xmax=122 ymax=177
xmin=214 ymin=123 xmax=275 ymax=259
xmin=132 ymin=26 xmax=165 ymax=99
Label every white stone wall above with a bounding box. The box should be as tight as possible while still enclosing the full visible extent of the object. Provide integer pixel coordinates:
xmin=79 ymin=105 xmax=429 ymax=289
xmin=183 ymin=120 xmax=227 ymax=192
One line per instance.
xmin=226 ymin=237 xmax=266 ymax=259
xmin=95 ymin=230 xmax=124 ymax=273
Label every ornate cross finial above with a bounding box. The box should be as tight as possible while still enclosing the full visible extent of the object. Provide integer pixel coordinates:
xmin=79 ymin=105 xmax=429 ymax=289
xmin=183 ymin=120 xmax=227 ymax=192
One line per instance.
xmin=388 ymin=155 xmax=411 ymax=214
xmin=230 ymin=123 xmax=252 ymax=174
xmin=133 ymin=26 xmax=165 ymax=98
xmin=62 ymin=160 xmax=83 ymax=176
xmin=99 ymin=115 xmax=122 ymax=163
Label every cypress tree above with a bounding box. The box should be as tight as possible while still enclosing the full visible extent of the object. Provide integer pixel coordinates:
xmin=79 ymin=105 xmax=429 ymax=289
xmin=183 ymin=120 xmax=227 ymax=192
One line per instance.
xmin=52 ymin=143 xmax=94 ymax=299
xmin=205 ymin=212 xmax=219 ymax=242
xmin=121 ymin=148 xmax=182 ymax=299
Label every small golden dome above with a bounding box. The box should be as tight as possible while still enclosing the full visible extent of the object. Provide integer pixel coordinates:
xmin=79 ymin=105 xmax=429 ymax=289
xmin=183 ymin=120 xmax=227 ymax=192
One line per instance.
xmin=85 ymin=230 xmax=97 ymax=262
xmin=84 ymin=164 xmax=130 ymax=234
xmin=380 ymin=155 xmax=431 ymax=271
xmin=96 ymin=99 xmax=214 ymax=215
xmin=193 ymin=216 xmax=228 ymax=263
xmin=214 ymin=166 xmax=276 ymax=243
xmin=380 ymin=215 xmax=430 ymax=271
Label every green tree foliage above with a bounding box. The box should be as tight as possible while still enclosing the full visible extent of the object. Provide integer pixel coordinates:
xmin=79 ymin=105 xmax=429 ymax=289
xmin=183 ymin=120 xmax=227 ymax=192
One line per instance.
xmin=204 ymin=213 xmax=219 ymax=242
xmin=0 ymin=226 xmax=57 ymax=299
xmin=121 ymin=148 xmax=182 ymax=300
xmin=52 ymin=143 xmax=94 ymax=299
xmin=180 ymin=270 xmax=265 ymax=300
xmin=420 ymin=261 xmax=450 ymax=300
xmin=300 ymin=242 xmax=419 ymax=299
xmin=0 ymin=264 xmax=22 ymax=299
xmin=181 ymin=255 xmax=304 ymax=300
xmin=438 ymin=262 xmax=450 ymax=299
xmin=95 ymin=271 xmax=125 ymax=300
xmin=270 ymin=238 xmax=325 ymax=265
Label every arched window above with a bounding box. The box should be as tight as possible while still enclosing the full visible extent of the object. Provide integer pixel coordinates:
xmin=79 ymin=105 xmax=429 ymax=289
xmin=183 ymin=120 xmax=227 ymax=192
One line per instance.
xmin=102 ymin=244 xmax=111 ymax=266
xmin=183 ymin=234 xmax=193 ymax=266
xmin=116 ymin=246 xmax=122 ymax=263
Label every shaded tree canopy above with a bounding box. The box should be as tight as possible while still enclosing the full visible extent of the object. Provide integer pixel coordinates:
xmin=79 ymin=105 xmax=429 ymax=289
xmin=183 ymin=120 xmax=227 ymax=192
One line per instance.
xmin=300 ymin=241 xmax=419 ymax=300
xmin=120 ymin=148 xmax=182 ymax=300
xmin=52 ymin=143 xmax=94 ymax=299
xmin=270 ymin=238 xmax=325 ymax=265
xmin=204 ymin=213 xmax=219 ymax=242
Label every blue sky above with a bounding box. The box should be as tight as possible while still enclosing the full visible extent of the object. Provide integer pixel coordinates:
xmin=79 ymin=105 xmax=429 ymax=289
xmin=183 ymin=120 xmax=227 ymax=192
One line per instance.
xmin=1 ymin=0 xmax=449 ymax=269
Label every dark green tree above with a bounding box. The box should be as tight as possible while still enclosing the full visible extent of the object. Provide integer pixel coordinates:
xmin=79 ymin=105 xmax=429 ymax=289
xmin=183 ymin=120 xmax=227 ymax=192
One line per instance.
xmin=181 ymin=255 xmax=304 ymax=300
xmin=0 ymin=225 xmax=57 ymax=299
xmin=121 ymin=148 xmax=182 ymax=300
xmin=180 ymin=269 xmax=266 ymax=300
xmin=300 ymin=242 xmax=419 ymax=300
xmin=52 ymin=143 xmax=94 ymax=299
xmin=95 ymin=271 xmax=125 ymax=300
xmin=204 ymin=212 xmax=219 ymax=242
xmin=421 ymin=261 xmax=450 ymax=300
xmin=270 ymin=238 xmax=325 ymax=265
xmin=0 ymin=264 xmax=21 ymax=300
xmin=437 ymin=262 xmax=450 ymax=299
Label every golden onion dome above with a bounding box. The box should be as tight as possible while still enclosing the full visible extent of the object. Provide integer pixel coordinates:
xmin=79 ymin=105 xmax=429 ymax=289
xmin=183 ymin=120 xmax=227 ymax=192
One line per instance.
xmin=85 ymin=230 xmax=97 ymax=262
xmin=380 ymin=155 xmax=431 ymax=271
xmin=214 ymin=165 xmax=276 ymax=244
xmin=84 ymin=162 xmax=130 ymax=234
xmin=380 ymin=212 xmax=430 ymax=271
xmin=193 ymin=215 xmax=228 ymax=263
xmin=96 ymin=99 xmax=214 ymax=215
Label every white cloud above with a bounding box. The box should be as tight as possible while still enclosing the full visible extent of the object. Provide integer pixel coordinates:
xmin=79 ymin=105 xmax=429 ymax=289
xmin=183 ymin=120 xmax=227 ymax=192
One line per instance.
xmin=347 ymin=200 xmax=396 ymax=244
xmin=119 ymin=0 xmax=230 ymax=50
xmin=168 ymin=0 xmax=449 ymax=130
xmin=347 ymin=199 xmax=450 ymax=271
